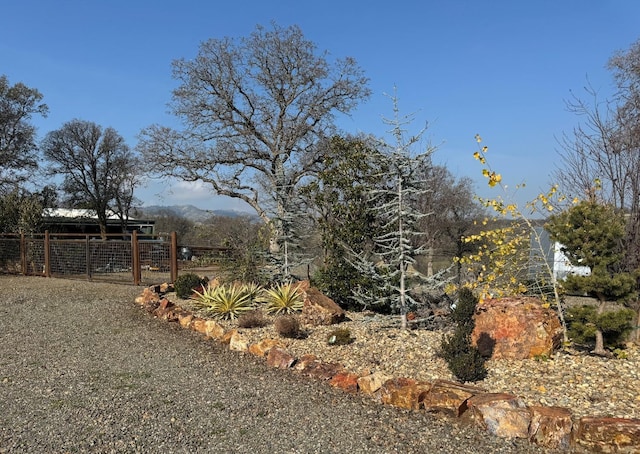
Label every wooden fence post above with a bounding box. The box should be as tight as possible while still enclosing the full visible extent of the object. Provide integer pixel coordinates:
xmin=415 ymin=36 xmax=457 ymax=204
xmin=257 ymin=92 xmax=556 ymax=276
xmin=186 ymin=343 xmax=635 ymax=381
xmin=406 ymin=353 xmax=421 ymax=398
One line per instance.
xmin=85 ymin=235 xmax=91 ymax=280
xmin=170 ymin=232 xmax=178 ymax=283
xmin=132 ymin=231 xmax=141 ymax=286
xmin=44 ymin=230 xmax=51 ymax=278
xmin=20 ymin=233 xmax=27 ymax=275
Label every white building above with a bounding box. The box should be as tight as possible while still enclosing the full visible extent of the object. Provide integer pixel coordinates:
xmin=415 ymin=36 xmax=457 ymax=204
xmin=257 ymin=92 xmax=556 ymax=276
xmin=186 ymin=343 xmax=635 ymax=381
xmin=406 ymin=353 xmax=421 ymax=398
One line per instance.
xmin=530 ymin=227 xmax=590 ymax=283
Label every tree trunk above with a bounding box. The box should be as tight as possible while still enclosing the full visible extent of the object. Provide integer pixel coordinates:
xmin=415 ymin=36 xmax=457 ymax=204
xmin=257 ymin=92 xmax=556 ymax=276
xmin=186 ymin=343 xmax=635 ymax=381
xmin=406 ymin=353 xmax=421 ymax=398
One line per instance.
xmin=634 ymin=305 xmax=640 ymax=344
xmin=593 ymin=329 xmax=606 ymax=356
xmin=426 ymin=245 xmax=434 ymax=277
xmin=592 ymin=300 xmax=608 ymax=356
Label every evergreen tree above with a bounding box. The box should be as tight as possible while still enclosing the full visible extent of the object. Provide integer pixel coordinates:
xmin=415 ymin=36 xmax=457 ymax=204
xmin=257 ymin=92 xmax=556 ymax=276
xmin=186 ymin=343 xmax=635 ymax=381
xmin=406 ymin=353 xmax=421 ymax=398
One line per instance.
xmin=349 ymin=91 xmax=446 ymax=328
xmin=302 ymin=135 xmax=389 ymax=310
xmin=439 ymin=287 xmax=487 ymax=382
xmin=546 ymin=200 xmax=638 ymax=354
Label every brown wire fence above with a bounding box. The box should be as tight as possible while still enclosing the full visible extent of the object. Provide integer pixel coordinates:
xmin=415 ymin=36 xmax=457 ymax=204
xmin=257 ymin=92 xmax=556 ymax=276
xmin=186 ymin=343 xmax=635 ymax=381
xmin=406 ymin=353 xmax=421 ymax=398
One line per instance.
xmin=0 ymin=231 xmax=181 ymax=286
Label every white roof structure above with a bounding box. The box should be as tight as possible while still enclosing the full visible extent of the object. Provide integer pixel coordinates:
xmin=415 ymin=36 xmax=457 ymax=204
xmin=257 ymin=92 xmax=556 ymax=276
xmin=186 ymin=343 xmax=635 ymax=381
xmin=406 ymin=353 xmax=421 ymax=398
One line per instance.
xmin=43 ymin=208 xmax=121 ymax=220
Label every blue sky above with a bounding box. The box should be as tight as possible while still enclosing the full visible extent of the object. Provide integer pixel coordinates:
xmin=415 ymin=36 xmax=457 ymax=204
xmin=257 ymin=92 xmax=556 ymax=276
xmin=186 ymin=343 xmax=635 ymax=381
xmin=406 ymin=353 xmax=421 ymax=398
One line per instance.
xmin=2 ymin=0 xmax=639 ymax=213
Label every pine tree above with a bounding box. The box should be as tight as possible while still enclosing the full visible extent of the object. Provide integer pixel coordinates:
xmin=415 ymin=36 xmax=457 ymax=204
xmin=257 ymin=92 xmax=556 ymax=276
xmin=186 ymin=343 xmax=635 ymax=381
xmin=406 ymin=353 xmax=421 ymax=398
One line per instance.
xmin=546 ymin=200 xmax=638 ymax=354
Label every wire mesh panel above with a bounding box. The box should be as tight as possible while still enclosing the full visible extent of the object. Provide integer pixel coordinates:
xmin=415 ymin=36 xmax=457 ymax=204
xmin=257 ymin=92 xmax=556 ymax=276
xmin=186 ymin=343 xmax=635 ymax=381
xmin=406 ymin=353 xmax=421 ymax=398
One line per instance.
xmin=49 ymin=239 xmax=87 ymax=276
xmin=24 ymin=236 xmax=45 ymax=276
xmin=139 ymin=240 xmax=172 ymax=285
xmin=0 ymin=235 xmax=21 ymax=274
xmin=89 ymin=238 xmax=133 ymax=281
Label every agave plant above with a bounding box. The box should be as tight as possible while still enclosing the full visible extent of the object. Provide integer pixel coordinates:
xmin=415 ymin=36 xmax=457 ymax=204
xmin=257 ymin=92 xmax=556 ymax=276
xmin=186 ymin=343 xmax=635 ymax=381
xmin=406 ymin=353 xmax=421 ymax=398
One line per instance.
xmin=241 ymin=282 xmax=264 ymax=305
xmin=192 ymin=283 xmax=254 ymax=320
xmin=191 ymin=283 xmax=221 ymax=310
xmin=259 ymin=282 xmax=304 ymax=315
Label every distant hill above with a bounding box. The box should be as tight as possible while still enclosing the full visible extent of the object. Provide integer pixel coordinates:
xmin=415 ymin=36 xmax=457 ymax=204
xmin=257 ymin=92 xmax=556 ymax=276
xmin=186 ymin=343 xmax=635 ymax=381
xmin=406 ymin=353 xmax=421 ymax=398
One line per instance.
xmin=135 ymin=205 xmax=255 ymax=222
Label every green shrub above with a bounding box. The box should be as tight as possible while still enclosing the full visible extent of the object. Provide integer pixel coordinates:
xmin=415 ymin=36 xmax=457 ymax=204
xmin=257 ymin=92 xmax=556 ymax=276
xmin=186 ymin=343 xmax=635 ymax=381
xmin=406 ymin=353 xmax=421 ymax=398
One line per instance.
xmin=445 ymin=350 xmax=488 ymax=383
xmin=327 ymin=328 xmax=354 ymax=346
xmin=567 ymin=305 xmax=635 ymax=349
xmin=174 ymin=273 xmax=208 ymax=299
xmin=451 ymin=287 xmax=477 ymax=328
xmin=438 ymin=288 xmax=487 ymax=383
xmin=439 ymin=329 xmax=469 ymax=359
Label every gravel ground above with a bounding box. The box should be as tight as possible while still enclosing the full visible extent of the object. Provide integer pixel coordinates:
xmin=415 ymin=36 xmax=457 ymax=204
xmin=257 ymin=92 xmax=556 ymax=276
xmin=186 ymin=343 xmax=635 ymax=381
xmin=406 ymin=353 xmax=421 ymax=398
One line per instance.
xmin=181 ymin=296 xmax=640 ymax=421
xmin=0 ymin=276 xmax=559 ymax=454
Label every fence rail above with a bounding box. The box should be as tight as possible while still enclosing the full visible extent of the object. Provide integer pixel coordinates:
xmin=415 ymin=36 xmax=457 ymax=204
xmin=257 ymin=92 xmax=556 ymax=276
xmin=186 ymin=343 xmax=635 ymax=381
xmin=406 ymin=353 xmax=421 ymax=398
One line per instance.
xmin=0 ymin=231 xmax=179 ymax=285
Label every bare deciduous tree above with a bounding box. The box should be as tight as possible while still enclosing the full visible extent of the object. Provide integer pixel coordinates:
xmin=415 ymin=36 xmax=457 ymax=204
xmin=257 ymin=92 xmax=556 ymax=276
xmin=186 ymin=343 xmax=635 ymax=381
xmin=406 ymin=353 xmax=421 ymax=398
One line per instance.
xmin=137 ymin=23 xmax=370 ymax=255
xmin=42 ymin=119 xmax=139 ymax=237
xmin=555 ymin=38 xmax=640 ymax=272
xmin=414 ymin=165 xmax=482 ymax=279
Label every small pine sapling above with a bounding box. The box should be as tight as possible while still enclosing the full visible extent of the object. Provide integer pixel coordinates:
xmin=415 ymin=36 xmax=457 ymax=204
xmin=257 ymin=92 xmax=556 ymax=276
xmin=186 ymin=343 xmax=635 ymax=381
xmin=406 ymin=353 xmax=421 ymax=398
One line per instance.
xmin=439 ymin=288 xmax=487 ymax=383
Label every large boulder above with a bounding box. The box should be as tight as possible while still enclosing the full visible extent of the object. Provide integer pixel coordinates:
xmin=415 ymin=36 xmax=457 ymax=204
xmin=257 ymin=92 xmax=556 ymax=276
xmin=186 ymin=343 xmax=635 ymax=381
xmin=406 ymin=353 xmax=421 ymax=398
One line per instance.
xmin=471 ymin=296 xmax=563 ymax=360
xmin=296 ymin=280 xmax=346 ymax=326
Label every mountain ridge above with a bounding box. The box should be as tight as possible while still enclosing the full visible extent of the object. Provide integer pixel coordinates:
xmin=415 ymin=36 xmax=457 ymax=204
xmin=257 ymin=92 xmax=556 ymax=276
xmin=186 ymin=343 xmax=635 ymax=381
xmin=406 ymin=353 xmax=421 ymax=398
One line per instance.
xmin=135 ymin=205 xmax=255 ymax=222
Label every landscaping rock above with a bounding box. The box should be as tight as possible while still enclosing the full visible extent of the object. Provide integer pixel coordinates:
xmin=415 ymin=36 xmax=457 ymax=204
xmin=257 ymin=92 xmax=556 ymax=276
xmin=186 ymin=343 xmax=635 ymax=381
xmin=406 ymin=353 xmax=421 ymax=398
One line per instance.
xmin=293 ymin=354 xmax=319 ymax=371
xmin=329 ymin=372 xmax=359 ymax=394
xmin=296 ymin=280 xmax=346 ymax=326
xmin=204 ymin=320 xmax=225 ymax=340
xmin=153 ymin=298 xmax=174 ymax=318
xmin=422 ymin=380 xmax=485 ymax=417
xmin=160 ymin=307 xmax=184 ymax=323
xmin=528 ymin=405 xmax=573 ymax=450
xmin=135 ymin=287 xmax=159 ymax=305
xmin=357 ymin=372 xmax=391 ymax=395
xmin=572 ymin=416 xmax=640 ymax=453
xmin=266 ymin=347 xmax=296 ymax=369
xmin=472 ymin=296 xmax=563 ymax=359
xmin=229 ymin=332 xmax=249 ymax=352
xmin=220 ymin=328 xmax=237 ymax=344
xmin=379 ymin=377 xmax=432 ymax=410
xmin=178 ymin=313 xmax=194 ymax=328
xmin=190 ymin=317 xmax=208 ymax=335
xmin=295 ymin=356 xmax=345 ymax=380
xmin=248 ymin=338 xmax=284 ymax=357
xmin=466 ymin=393 xmax=531 ymax=439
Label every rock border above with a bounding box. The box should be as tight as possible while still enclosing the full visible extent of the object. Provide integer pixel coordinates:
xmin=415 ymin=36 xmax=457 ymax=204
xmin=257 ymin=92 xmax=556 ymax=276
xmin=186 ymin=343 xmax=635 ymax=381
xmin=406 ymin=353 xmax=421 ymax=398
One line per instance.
xmin=136 ymin=284 xmax=640 ymax=453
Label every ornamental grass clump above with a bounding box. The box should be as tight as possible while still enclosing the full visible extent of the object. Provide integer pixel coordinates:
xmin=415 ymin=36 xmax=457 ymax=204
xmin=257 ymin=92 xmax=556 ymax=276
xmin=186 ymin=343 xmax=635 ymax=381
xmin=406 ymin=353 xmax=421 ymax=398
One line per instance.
xmin=438 ymin=287 xmax=487 ymax=383
xmin=258 ymin=282 xmax=304 ymax=315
